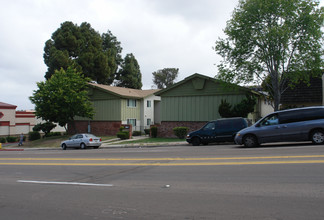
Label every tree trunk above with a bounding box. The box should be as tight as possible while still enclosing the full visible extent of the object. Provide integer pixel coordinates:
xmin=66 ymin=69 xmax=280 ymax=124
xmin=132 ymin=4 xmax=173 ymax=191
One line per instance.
xmin=271 ymin=71 xmax=280 ymax=111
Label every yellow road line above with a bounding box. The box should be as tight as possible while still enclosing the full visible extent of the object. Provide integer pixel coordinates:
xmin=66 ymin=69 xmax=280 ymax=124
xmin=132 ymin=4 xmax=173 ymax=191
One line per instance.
xmin=1 ymin=160 xmax=324 ymax=166
xmin=1 ymin=155 xmax=324 ymax=161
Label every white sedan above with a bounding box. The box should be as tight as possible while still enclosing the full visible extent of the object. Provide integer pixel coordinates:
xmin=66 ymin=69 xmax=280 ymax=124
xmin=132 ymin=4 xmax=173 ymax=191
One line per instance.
xmin=61 ymin=134 xmax=102 ymax=150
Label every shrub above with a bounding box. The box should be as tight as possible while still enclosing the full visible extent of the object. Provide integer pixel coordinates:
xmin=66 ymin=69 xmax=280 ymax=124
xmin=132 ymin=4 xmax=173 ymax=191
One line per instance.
xmin=132 ymin=131 xmax=142 ymax=136
xmin=0 ymin=137 xmax=7 ymax=143
xmin=119 ymin=126 xmax=125 ymax=132
xmin=150 ymin=126 xmax=158 ymax=138
xmin=33 ymin=122 xmax=57 ymax=137
xmin=173 ymin=127 xmax=189 ymax=139
xmin=29 ymin=131 xmax=41 ymax=141
xmin=6 ymin=136 xmax=17 ymax=143
xmin=46 ymin=132 xmax=62 ymax=137
xmin=117 ymin=131 xmax=129 ymax=140
xmin=144 ymin=129 xmax=150 ymax=135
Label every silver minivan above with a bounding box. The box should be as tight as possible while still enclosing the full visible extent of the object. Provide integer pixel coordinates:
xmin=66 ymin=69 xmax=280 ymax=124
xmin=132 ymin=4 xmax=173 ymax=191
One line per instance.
xmin=235 ymin=106 xmax=324 ymax=147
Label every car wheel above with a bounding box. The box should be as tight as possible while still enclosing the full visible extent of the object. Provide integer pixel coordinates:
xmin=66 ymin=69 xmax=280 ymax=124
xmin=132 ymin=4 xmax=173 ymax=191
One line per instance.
xmin=192 ymin=137 xmax=201 ymax=146
xmin=311 ymin=130 xmax=324 ymax=144
xmin=243 ymin=135 xmax=258 ymax=148
xmin=61 ymin=144 xmax=67 ymax=150
xmin=80 ymin=143 xmax=87 ymax=149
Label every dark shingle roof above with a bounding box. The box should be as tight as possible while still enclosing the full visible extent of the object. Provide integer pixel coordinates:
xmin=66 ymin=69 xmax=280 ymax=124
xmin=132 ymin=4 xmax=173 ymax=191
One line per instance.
xmin=281 ymin=77 xmax=322 ymax=104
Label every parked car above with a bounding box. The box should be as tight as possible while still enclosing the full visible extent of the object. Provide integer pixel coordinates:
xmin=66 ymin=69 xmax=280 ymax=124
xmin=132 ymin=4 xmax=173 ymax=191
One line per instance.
xmin=235 ymin=106 xmax=324 ymax=147
xmin=61 ymin=134 xmax=102 ymax=150
xmin=186 ymin=117 xmax=249 ymax=146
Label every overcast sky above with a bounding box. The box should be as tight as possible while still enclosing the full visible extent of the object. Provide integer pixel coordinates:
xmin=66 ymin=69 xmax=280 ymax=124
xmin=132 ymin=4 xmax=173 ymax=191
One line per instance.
xmin=0 ymin=0 xmax=323 ymax=110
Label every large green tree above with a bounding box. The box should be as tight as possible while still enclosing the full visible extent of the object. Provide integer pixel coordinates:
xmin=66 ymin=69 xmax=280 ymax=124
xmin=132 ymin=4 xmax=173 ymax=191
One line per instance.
xmin=102 ymin=30 xmax=123 ymax=84
xmin=116 ymin=53 xmax=143 ymax=89
xmin=44 ymin=21 xmax=123 ymax=85
xmin=215 ymin=0 xmax=324 ymax=111
xmin=152 ymin=68 xmax=179 ymax=89
xmin=30 ymin=67 xmax=94 ymax=131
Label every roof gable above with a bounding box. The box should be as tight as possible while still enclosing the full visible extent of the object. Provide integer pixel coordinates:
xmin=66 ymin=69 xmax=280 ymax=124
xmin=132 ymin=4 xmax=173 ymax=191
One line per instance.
xmin=89 ymin=83 xmax=160 ymax=99
xmin=155 ymin=73 xmax=253 ymax=96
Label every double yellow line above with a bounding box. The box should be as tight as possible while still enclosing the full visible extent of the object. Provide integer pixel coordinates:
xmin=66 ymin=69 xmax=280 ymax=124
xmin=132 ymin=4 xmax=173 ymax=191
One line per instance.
xmin=1 ymin=155 xmax=324 ymax=166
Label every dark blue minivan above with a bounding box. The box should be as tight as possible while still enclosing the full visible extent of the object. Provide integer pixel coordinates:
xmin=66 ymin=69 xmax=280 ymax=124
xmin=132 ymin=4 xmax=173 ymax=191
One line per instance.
xmin=186 ymin=118 xmax=249 ymax=146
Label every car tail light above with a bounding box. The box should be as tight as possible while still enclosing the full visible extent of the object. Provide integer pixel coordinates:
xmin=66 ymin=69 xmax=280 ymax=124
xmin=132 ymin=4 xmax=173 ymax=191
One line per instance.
xmin=100 ymin=138 xmax=102 ymax=141
xmin=89 ymin=138 xmax=93 ymax=141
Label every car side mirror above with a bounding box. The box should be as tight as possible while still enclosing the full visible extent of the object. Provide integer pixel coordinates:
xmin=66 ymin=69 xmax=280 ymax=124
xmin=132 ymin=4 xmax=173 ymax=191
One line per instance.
xmin=255 ymin=123 xmax=260 ymax=127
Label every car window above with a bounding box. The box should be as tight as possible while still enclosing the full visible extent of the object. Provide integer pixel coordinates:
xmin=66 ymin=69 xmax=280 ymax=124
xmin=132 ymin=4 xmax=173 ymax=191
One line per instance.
xmin=76 ymin=135 xmax=83 ymax=139
xmin=217 ymin=120 xmax=231 ymax=129
xmin=260 ymin=114 xmax=279 ymax=126
xmin=203 ymin=122 xmax=215 ymax=130
xmin=85 ymin=134 xmax=96 ymax=138
xmin=70 ymin=134 xmax=78 ymax=139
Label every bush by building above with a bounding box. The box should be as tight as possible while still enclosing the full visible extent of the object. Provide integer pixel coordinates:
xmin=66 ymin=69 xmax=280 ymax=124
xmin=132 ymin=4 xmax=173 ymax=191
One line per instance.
xmin=6 ymin=136 xmax=18 ymax=143
xmin=150 ymin=126 xmax=158 ymax=138
xmin=28 ymin=131 xmax=41 ymax=141
xmin=173 ymin=127 xmax=189 ymax=139
xmin=132 ymin=131 xmax=142 ymax=136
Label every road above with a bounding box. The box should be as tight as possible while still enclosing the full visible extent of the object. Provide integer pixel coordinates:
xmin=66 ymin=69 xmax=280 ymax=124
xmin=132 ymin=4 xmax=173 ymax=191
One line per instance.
xmin=1 ymin=143 xmax=324 ymax=220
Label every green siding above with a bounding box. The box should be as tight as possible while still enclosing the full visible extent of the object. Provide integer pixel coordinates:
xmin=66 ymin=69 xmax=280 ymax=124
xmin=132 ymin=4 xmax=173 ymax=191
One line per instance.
xmin=89 ymin=88 xmax=119 ymax=100
xmin=75 ymin=99 xmax=122 ymax=121
xmin=92 ymin=100 xmax=121 ymax=120
xmin=121 ymin=99 xmax=141 ymax=121
xmin=161 ymin=95 xmax=246 ymax=121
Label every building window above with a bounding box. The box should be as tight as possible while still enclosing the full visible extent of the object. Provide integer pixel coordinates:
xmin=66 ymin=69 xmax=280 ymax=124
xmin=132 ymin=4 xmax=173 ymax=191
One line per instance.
xmin=147 ymin=118 xmax=151 ymax=126
xmin=147 ymin=100 xmax=151 ymax=108
xmin=127 ymin=99 xmax=136 ymax=107
xmin=127 ymin=119 xmax=136 ymax=127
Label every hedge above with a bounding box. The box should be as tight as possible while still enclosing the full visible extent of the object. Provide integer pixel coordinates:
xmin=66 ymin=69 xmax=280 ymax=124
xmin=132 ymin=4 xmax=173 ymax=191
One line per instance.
xmin=28 ymin=131 xmax=41 ymax=141
xmin=150 ymin=126 xmax=158 ymax=138
xmin=173 ymin=127 xmax=189 ymax=139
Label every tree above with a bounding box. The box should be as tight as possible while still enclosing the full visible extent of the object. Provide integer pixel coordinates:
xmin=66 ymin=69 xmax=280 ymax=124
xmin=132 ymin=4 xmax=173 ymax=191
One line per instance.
xmin=218 ymin=95 xmax=256 ymax=118
xmin=33 ymin=122 xmax=56 ymax=137
xmin=152 ymin=68 xmax=179 ymax=89
xmin=44 ymin=21 xmax=123 ymax=85
xmin=214 ymin=0 xmax=324 ymax=111
xmin=116 ymin=53 xmax=142 ymax=89
xmin=102 ymin=30 xmax=123 ymax=84
xmin=30 ymin=67 xmax=94 ymax=132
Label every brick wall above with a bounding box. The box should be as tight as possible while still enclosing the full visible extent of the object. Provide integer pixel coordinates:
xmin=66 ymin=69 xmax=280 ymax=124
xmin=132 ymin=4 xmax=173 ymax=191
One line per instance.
xmin=69 ymin=121 xmax=122 ymax=136
xmin=157 ymin=121 xmax=207 ymax=138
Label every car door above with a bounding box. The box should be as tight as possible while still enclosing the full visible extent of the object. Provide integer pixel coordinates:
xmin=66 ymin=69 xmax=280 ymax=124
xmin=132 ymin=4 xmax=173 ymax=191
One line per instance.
xmin=65 ymin=134 xmax=78 ymax=147
xmin=199 ymin=122 xmax=217 ymax=143
xmin=256 ymin=113 xmax=283 ymax=143
xmin=73 ymin=134 xmax=84 ymax=147
xmin=215 ymin=120 xmax=233 ymax=142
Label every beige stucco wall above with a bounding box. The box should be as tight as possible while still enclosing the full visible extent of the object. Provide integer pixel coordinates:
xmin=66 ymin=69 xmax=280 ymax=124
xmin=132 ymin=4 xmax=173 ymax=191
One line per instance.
xmin=0 ymin=108 xmax=16 ymax=136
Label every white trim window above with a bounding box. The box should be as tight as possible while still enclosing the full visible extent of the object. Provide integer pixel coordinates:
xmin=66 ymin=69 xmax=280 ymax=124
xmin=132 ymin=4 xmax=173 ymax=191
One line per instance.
xmin=127 ymin=119 xmax=136 ymax=127
xmin=147 ymin=118 xmax=151 ymax=126
xmin=127 ymin=99 xmax=137 ymax=107
xmin=147 ymin=100 xmax=151 ymax=108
